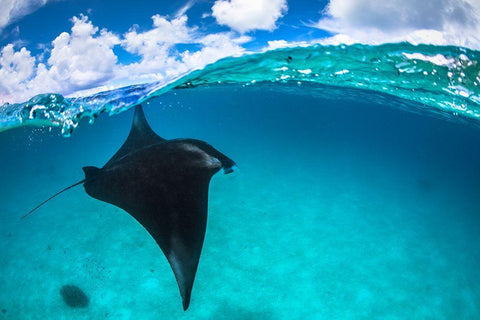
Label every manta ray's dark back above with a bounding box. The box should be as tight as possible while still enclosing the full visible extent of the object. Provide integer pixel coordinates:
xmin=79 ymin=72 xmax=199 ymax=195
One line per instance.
xmin=82 ymin=105 xmax=235 ymax=310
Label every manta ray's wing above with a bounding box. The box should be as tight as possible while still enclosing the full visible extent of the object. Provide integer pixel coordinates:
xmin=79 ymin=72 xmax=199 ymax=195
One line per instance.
xmin=105 ymin=105 xmax=165 ymax=166
xmin=83 ymin=140 xmax=233 ymax=311
xmin=23 ymin=104 xmax=236 ymax=311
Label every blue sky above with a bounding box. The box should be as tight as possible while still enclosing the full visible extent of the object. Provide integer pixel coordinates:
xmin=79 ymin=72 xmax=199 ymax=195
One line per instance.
xmin=0 ymin=0 xmax=479 ymax=103
xmin=1 ymin=0 xmax=331 ymax=54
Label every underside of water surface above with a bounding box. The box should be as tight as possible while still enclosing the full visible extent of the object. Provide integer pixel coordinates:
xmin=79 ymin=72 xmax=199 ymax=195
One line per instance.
xmin=1 ymin=43 xmax=479 ymax=135
xmin=1 ymin=79 xmax=480 ymax=319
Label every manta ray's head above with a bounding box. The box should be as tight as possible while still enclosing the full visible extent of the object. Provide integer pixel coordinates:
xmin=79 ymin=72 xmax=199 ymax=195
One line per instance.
xmin=174 ymin=139 xmax=237 ymax=175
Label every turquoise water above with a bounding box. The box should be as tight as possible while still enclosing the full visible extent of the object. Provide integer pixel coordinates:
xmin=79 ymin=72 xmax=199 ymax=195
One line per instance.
xmin=1 ymin=44 xmax=480 ymax=319
xmin=1 ymin=43 xmax=479 ymax=135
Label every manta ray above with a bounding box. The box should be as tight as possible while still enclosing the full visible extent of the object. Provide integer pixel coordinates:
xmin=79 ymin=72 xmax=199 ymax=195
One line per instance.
xmin=24 ymin=105 xmax=236 ymax=310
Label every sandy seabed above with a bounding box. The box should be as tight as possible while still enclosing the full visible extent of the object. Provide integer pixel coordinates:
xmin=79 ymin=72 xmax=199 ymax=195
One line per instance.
xmin=1 ymin=87 xmax=479 ymax=319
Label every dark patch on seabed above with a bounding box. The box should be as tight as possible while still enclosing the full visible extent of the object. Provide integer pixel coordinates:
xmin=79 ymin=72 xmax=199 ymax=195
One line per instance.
xmin=60 ymin=285 xmax=89 ymax=308
xmin=1 ymin=84 xmax=480 ymax=319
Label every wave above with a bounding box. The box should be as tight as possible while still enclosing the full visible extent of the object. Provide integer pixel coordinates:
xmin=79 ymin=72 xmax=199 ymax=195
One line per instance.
xmin=0 ymin=42 xmax=479 ymax=136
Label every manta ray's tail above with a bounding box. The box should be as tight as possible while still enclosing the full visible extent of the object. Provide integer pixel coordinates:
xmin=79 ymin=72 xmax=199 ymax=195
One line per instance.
xmin=21 ymin=179 xmax=86 ymax=219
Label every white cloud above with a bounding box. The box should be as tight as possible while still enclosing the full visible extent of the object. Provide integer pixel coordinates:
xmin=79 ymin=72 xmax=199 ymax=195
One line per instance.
xmin=212 ymin=0 xmax=287 ymax=33
xmin=0 ymin=15 xmax=120 ymax=103
xmin=123 ymin=15 xmax=194 ymax=58
xmin=265 ymin=39 xmax=310 ymax=50
xmin=118 ymin=14 xmax=248 ymax=85
xmin=45 ymin=15 xmax=120 ymax=92
xmin=0 ymin=44 xmax=35 ymax=101
xmin=181 ymin=32 xmax=250 ymax=70
xmin=118 ymin=14 xmax=198 ymax=83
xmin=0 ymin=0 xmax=49 ymax=32
xmin=0 ymin=14 xmax=252 ymax=104
xmin=312 ymin=0 xmax=480 ymax=49
xmin=175 ymin=0 xmax=196 ymax=18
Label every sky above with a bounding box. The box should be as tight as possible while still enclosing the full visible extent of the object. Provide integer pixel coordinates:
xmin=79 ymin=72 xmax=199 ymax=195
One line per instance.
xmin=0 ymin=0 xmax=479 ymax=104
